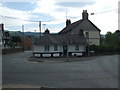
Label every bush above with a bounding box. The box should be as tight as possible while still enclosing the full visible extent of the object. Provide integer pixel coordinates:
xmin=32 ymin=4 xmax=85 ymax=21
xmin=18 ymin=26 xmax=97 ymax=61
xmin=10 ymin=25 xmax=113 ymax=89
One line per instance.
xmin=89 ymin=44 xmax=119 ymax=54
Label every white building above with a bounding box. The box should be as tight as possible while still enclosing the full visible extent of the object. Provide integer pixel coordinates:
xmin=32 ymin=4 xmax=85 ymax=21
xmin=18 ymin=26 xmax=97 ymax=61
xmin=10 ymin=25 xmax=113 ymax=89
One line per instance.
xmin=33 ymin=32 xmax=86 ymax=57
xmin=59 ymin=10 xmax=101 ymax=45
xmin=33 ymin=10 xmax=101 ymax=57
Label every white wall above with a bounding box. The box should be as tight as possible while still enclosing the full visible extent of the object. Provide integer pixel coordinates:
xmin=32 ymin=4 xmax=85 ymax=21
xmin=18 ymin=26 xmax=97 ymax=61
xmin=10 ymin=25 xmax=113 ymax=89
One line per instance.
xmin=68 ymin=45 xmax=85 ymax=52
xmin=48 ymin=45 xmax=63 ymax=52
xmin=84 ymin=31 xmax=100 ymax=45
xmin=34 ymin=45 xmax=44 ymax=52
xmin=34 ymin=44 xmax=86 ymax=57
xmin=70 ymin=20 xmax=100 ymax=45
xmin=34 ymin=45 xmax=63 ymax=52
xmin=34 ymin=44 xmax=86 ymax=52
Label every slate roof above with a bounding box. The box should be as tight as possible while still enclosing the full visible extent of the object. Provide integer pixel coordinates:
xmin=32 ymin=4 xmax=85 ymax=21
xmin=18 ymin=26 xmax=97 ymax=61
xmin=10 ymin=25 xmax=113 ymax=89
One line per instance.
xmin=59 ymin=19 xmax=101 ymax=34
xmin=59 ymin=20 xmax=83 ymax=34
xmin=34 ymin=34 xmax=86 ymax=45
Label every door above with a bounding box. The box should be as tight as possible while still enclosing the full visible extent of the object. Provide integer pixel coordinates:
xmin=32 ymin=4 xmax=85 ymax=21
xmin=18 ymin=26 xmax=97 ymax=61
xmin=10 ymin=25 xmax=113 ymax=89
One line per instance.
xmin=63 ymin=45 xmax=67 ymax=56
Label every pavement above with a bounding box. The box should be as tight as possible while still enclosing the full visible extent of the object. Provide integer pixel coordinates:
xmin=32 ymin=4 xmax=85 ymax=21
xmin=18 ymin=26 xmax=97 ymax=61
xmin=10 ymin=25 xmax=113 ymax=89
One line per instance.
xmin=28 ymin=55 xmax=101 ymax=63
xmin=2 ymin=51 xmax=118 ymax=88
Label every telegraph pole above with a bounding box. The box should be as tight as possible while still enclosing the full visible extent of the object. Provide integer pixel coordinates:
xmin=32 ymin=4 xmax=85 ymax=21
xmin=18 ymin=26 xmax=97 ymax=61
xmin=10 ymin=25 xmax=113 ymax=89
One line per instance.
xmin=22 ymin=25 xmax=24 ymax=51
xmin=66 ymin=36 xmax=69 ymax=61
xmin=86 ymin=32 xmax=90 ymax=56
xmin=39 ymin=21 xmax=41 ymax=39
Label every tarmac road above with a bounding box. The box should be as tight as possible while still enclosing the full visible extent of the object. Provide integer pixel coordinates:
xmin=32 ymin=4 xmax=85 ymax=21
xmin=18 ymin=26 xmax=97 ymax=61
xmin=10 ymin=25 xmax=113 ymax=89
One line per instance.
xmin=2 ymin=51 xmax=118 ymax=88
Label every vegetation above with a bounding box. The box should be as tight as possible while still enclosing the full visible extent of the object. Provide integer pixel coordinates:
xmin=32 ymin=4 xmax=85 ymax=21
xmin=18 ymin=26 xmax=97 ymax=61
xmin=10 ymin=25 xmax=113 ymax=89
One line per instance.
xmin=9 ymin=36 xmax=22 ymax=48
xmin=90 ymin=30 xmax=120 ymax=55
xmin=11 ymin=36 xmax=22 ymax=45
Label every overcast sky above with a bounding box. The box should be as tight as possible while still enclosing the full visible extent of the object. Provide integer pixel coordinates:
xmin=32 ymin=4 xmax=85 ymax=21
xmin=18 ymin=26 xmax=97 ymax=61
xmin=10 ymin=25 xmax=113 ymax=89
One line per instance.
xmin=0 ymin=0 xmax=119 ymax=34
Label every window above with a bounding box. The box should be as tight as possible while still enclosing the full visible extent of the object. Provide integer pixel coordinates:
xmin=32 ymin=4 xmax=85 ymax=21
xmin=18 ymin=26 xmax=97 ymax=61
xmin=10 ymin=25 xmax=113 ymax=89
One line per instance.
xmin=45 ymin=45 xmax=49 ymax=51
xmin=85 ymin=32 xmax=89 ymax=39
xmin=75 ymin=45 xmax=79 ymax=51
xmin=54 ymin=45 xmax=58 ymax=51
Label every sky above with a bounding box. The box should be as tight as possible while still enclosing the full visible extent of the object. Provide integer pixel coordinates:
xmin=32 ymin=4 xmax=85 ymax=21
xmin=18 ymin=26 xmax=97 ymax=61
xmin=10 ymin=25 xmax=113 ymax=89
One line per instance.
xmin=0 ymin=0 xmax=119 ymax=34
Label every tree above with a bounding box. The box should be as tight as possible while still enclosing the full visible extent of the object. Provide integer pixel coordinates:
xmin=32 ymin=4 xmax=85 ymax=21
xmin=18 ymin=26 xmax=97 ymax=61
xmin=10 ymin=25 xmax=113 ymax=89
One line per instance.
xmin=9 ymin=40 xmax=15 ymax=48
xmin=105 ymin=32 xmax=113 ymax=46
xmin=90 ymin=31 xmax=120 ymax=55
xmin=105 ymin=32 xmax=119 ymax=46
xmin=11 ymin=36 xmax=22 ymax=46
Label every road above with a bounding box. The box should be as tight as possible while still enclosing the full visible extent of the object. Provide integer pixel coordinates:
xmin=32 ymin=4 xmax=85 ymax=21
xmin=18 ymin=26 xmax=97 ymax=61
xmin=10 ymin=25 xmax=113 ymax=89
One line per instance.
xmin=2 ymin=51 xmax=118 ymax=88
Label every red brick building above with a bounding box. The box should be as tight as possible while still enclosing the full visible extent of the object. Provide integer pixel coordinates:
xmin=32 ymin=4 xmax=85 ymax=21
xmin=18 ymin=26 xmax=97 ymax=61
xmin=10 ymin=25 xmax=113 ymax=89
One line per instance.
xmin=19 ymin=36 xmax=33 ymax=50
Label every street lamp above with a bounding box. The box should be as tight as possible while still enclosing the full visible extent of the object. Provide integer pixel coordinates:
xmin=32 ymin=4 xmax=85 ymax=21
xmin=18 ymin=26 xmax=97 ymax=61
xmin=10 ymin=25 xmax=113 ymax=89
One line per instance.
xmin=43 ymin=24 xmax=46 ymax=31
xmin=85 ymin=32 xmax=90 ymax=56
xmin=91 ymin=13 xmax=95 ymax=15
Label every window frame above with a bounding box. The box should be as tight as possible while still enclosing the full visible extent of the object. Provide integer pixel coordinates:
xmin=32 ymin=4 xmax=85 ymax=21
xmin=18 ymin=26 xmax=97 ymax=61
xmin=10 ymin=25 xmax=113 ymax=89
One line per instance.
xmin=45 ymin=45 xmax=49 ymax=51
xmin=75 ymin=45 xmax=79 ymax=51
xmin=54 ymin=45 xmax=58 ymax=51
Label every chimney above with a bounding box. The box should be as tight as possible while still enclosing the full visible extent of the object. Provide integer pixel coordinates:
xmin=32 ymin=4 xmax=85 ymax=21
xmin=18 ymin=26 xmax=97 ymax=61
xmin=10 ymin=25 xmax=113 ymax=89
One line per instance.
xmin=82 ymin=10 xmax=89 ymax=20
xmin=44 ymin=28 xmax=50 ymax=35
xmin=66 ymin=19 xmax=71 ymax=27
xmin=0 ymin=23 xmax=4 ymax=31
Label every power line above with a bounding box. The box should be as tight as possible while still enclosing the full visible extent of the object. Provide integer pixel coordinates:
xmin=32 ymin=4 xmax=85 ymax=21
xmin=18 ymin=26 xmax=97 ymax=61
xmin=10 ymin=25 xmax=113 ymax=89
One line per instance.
xmin=0 ymin=15 xmax=64 ymax=23
xmin=0 ymin=8 xmax=119 ymax=23
xmin=0 ymin=15 xmax=39 ymax=22
xmin=91 ymin=8 xmax=119 ymax=15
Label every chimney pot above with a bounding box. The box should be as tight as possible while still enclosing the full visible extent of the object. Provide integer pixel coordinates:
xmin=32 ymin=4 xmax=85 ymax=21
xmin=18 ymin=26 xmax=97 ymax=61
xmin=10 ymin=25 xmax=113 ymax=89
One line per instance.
xmin=82 ymin=10 xmax=89 ymax=20
xmin=66 ymin=19 xmax=71 ymax=27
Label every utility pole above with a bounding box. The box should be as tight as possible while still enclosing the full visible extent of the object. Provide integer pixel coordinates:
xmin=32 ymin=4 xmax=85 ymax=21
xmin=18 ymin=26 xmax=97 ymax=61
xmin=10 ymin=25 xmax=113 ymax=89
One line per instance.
xmin=39 ymin=21 xmax=41 ymax=39
xmin=86 ymin=32 xmax=90 ymax=56
xmin=22 ymin=25 xmax=24 ymax=51
xmin=66 ymin=36 xmax=69 ymax=61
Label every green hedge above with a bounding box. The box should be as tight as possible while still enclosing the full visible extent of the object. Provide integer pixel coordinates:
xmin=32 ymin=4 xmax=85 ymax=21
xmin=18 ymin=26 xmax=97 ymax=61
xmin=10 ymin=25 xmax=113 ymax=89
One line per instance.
xmin=89 ymin=45 xmax=120 ymax=54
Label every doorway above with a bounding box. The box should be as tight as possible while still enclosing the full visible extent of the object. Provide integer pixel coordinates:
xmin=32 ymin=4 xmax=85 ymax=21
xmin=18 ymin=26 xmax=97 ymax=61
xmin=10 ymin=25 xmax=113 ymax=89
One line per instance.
xmin=63 ymin=45 xmax=67 ymax=56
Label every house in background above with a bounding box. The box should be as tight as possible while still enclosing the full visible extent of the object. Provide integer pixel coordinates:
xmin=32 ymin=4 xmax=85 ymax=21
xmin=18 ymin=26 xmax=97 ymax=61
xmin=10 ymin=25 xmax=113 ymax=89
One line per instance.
xmin=9 ymin=31 xmax=33 ymax=50
xmin=18 ymin=35 xmax=33 ymax=50
xmin=33 ymin=29 xmax=86 ymax=57
xmin=59 ymin=10 xmax=101 ymax=45
xmin=0 ymin=24 xmax=33 ymax=50
xmin=0 ymin=23 xmax=10 ymax=48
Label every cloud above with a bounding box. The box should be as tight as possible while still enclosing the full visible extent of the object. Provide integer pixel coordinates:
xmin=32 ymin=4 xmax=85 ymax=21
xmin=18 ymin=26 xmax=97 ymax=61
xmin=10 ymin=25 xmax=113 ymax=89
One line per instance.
xmin=0 ymin=0 xmax=119 ymax=34
xmin=33 ymin=0 xmax=56 ymax=13
xmin=67 ymin=0 xmax=118 ymax=34
xmin=0 ymin=3 xmax=32 ymax=26
xmin=3 ymin=2 xmax=35 ymax=11
xmin=56 ymin=2 xmax=94 ymax=8
xmin=32 ymin=0 xmax=94 ymax=22
xmin=90 ymin=11 xmax=118 ymax=34
xmin=0 ymin=0 xmax=94 ymax=2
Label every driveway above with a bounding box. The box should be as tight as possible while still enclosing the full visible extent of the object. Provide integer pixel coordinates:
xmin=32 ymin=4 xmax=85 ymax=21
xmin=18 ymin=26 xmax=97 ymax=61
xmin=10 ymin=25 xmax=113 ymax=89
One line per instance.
xmin=2 ymin=51 xmax=118 ymax=88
